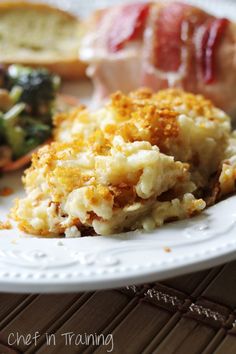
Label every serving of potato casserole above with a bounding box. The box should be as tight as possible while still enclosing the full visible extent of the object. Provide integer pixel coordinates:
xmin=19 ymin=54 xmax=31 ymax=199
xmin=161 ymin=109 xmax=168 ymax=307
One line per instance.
xmin=12 ymin=89 xmax=236 ymax=237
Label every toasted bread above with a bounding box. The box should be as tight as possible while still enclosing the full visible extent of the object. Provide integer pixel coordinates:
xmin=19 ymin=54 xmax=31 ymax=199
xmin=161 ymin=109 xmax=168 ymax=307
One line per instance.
xmin=0 ymin=1 xmax=86 ymax=79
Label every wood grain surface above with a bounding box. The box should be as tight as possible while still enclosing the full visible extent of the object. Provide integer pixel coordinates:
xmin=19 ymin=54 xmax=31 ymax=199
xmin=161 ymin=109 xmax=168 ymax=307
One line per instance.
xmin=0 ymin=262 xmax=236 ymax=353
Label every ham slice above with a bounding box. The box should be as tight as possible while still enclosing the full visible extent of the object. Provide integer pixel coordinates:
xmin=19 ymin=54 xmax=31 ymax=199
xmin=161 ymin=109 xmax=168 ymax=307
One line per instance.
xmin=79 ymin=3 xmax=149 ymax=102
xmin=153 ymin=2 xmax=190 ymax=72
xmin=107 ymin=3 xmax=149 ymax=52
xmin=79 ymin=2 xmax=236 ymax=114
xmin=199 ymin=18 xmax=229 ymax=84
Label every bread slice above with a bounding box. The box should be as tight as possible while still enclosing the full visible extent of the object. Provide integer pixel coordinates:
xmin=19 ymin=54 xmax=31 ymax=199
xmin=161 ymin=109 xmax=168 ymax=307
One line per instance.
xmin=0 ymin=1 xmax=86 ymax=79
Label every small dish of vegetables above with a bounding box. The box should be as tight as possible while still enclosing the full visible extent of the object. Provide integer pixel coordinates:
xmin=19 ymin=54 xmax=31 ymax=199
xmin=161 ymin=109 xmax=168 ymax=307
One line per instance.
xmin=0 ymin=65 xmax=60 ymax=171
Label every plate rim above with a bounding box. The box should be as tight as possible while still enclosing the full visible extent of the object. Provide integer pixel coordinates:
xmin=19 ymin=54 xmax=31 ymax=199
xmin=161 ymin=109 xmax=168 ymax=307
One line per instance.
xmin=1 ymin=0 xmax=236 ymax=293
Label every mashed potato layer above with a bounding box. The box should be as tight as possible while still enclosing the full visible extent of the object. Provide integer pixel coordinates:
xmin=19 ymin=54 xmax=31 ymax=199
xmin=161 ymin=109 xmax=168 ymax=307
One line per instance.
xmin=13 ymin=89 xmax=236 ymax=236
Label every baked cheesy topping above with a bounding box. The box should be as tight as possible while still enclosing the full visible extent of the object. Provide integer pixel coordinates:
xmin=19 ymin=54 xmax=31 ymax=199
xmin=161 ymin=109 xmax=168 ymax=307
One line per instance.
xmin=12 ymin=89 xmax=236 ymax=236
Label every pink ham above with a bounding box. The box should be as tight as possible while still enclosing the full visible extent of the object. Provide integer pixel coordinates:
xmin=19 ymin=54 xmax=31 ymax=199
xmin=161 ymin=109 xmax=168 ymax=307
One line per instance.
xmin=153 ymin=2 xmax=191 ymax=72
xmin=79 ymin=2 xmax=236 ymax=114
xmin=107 ymin=3 xmax=149 ymax=52
xmin=200 ymin=18 xmax=229 ymax=84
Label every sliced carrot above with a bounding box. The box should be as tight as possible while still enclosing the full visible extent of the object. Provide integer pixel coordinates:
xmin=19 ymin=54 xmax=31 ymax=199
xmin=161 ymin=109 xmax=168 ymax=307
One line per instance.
xmin=2 ymin=139 xmax=52 ymax=172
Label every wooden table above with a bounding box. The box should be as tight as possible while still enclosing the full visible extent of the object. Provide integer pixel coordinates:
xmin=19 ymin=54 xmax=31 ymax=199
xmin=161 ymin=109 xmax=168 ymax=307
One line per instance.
xmin=0 ymin=261 xmax=236 ymax=353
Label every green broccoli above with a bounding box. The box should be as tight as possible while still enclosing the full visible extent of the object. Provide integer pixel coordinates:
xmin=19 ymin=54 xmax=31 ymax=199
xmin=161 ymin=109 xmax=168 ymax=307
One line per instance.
xmin=6 ymin=65 xmax=60 ymax=121
xmin=0 ymin=65 xmax=61 ymax=160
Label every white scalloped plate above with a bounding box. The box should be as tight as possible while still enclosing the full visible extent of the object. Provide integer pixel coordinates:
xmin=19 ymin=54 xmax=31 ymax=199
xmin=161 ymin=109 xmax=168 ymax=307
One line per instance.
xmin=1 ymin=0 xmax=236 ymax=293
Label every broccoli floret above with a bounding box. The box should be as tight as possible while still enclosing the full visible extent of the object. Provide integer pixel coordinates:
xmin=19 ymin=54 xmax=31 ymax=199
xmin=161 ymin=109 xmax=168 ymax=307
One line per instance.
xmin=0 ymin=65 xmax=60 ymax=160
xmin=1 ymin=111 xmax=51 ymax=158
xmin=18 ymin=121 xmax=51 ymax=157
xmin=6 ymin=65 xmax=60 ymax=119
xmin=24 ymin=120 xmax=51 ymax=142
xmin=1 ymin=103 xmax=26 ymax=157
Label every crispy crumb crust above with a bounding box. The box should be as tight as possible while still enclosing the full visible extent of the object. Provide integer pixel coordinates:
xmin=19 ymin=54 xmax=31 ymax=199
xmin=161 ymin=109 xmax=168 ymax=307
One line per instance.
xmin=0 ymin=1 xmax=77 ymax=20
xmin=0 ymin=1 xmax=86 ymax=79
xmin=12 ymin=198 xmax=67 ymax=236
xmin=12 ymin=88 xmax=233 ymax=236
xmin=0 ymin=220 xmax=12 ymax=230
xmin=54 ymin=88 xmax=227 ymax=158
xmin=54 ymin=88 xmax=221 ymax=135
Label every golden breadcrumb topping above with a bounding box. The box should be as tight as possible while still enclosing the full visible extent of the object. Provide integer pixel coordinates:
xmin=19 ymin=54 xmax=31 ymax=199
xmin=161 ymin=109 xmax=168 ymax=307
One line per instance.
xmin=108 ymin=91 xmax=179 ymax=153
xmin=0 ymin=220 xmax=12 ymax=230
xmin=12 ymin=88 xmax=236 ymax=237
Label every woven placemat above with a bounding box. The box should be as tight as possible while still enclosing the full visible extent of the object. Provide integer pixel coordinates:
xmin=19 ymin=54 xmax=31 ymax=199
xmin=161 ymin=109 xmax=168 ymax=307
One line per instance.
xmin=0 ymin=262 xmax=236 ymax=353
